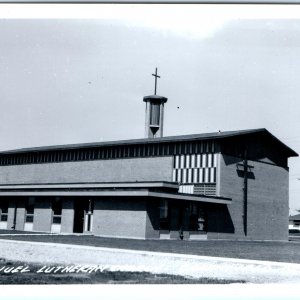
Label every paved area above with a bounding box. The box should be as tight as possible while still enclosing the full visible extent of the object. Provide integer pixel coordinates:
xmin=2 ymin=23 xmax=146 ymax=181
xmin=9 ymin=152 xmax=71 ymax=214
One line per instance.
xmin=0 ymin=238 xmax=300 ymax=283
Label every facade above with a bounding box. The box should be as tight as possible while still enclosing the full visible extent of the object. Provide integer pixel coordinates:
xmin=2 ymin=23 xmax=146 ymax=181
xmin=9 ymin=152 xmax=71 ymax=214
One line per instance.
xmin=0 ymin=88 xmax=297 ymax=241
xmin=0 ymin=128 xmax=296 ymax=241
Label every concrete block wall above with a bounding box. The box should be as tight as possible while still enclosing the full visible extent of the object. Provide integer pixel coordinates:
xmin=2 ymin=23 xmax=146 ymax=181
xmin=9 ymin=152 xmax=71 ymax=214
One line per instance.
xmin=33 ymin=197 xmax=52 ymax=232
xmin=15 ymin=198 xmax=26 ymax=231
xmin=207 ymin=154 xmax=244 ymax=240
xmin=0 ymin=157 xmax=173 ymax=185
xmin=207 ymin=154 xmax=289 ymax=241
xmin=61 ymin=198 xmax=75 ymax=233
xmin=206 ymin=204 xmax=235 ymax=238
xmin=247 ymin=160 xmax=289 ymax=240
xmin=7 ymin=198 xmax=16 ymax=230
xmin=169 ymin=204 xmax=181 ymax=239
xmin=93 ymin=197 xmax=147 ymax=239
xmin=33 ymin=197 xmax=76 ymax=233
xmin=145 ymin=199 xmax=160 ymax=239
xmin=0 ymin=194 xmax=216 ymax=238
xmin=4 ymin=197 xmax=75 ymax=234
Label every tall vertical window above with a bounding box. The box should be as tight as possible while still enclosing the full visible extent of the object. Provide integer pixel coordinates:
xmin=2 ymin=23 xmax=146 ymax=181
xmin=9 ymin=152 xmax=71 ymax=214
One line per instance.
xmin=189 ymin=203 xmax=206 ymax=232
xmin=25 ymin=198 xmax=35 ymax=223
xmin=197 ymin=208 xmax=206 ymax=231
xmin=159 ymin=199 xmax=169 ymax=231
xmin=52 ymin=198 xmax=62 ymax=224
xmin=85 ymin=199 xmax=94 ymax=232
xmin=0 ymin=199 xmax=8 ymax=222
xmin=150 ymin=103 xmax=160 ymax=125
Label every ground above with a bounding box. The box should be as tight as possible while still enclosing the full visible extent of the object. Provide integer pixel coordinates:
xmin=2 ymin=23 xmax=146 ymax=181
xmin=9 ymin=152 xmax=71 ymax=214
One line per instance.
xmin=1 ymin=231 xmax=300 ymax=284
xmin=0 ymin=230 xmax=300 ymax=263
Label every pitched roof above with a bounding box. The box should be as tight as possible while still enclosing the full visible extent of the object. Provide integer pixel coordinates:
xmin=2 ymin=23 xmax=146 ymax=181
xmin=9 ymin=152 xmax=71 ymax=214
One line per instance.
xmin=0 ymin=128 xmax=298 ymax=157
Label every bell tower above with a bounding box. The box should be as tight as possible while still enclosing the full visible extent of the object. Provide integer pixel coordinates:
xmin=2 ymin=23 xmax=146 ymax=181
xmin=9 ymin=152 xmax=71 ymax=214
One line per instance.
xmin=143 ymin=68 xmax=168 ymax=138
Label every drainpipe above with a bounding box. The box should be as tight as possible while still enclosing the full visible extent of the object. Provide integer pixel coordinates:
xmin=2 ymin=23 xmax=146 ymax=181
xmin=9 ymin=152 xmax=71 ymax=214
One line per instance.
xmin=12 ymin=200 xmax=17 ymax=230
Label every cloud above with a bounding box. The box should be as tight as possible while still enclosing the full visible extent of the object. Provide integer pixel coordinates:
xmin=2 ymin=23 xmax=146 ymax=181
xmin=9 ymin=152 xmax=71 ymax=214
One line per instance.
xmin=2 ymin=4 xmax=300 ymax=40
xmin=0 ymin=5 xmax=251 ymax=40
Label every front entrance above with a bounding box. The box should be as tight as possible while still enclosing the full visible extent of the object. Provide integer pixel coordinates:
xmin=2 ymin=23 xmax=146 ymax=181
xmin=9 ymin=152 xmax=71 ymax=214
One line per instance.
xmin=73 ymin=199 xmax=94 ymax=233
xmin=158 ymin=199 xmax=207 ymax=240
xmin=73 ymin=200 xmax=85 ymax=233
xmin=0 ymin=198 xmax=8 ymax=230
xmin=159 ymin=199 xmax=170 ymax=239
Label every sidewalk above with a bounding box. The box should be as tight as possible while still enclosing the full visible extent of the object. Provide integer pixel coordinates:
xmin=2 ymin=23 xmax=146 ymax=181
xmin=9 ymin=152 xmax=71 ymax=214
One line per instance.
xmin=1 ymin=239 xmax=300 ymax=283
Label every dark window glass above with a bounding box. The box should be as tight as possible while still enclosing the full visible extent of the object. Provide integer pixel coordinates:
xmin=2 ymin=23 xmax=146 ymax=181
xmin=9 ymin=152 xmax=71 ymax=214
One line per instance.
xmin=142 ymin=145 xmax=145 ymax=156
xmin=1 ymin=215 xmax=8 ymax=222
xmin=149 ymin=103 xmax=160 ymax=125
xmin=159 ymin=199 xmax=169 ymax=231
xmin=25 ymin=198 xmax=34 ymax=223
xmin=0 ymin=201 xmax=8 ymax=214
xmin=53 ymin=216 xmax=61 ymax=224
xmin=0 ymin=199 xmax=9 ymax=222
xmin=25 ymin=215 xmax=34 ymax=223
xmin=25 ymin=198 xmax=34 ymax=215
xmin=52 ymin=198 xmax=62 ymax=224
xmin=52 ymin=198 xmax=62 ymax=216
xmin=189 ymin=204 xmax=206 ymax=232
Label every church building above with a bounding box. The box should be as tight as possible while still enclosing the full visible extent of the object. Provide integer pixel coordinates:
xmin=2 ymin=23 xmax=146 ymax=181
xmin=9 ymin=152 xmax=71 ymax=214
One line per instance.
xmin=0 ymin=70 xmax=297 ymax=241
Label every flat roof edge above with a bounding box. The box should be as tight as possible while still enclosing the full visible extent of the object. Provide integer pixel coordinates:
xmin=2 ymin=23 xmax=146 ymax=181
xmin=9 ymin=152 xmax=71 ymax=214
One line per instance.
xmin=0 ymin=181 xmax=179 ymax=189
xmin=0 ymin=185 xmax=231 ymax=205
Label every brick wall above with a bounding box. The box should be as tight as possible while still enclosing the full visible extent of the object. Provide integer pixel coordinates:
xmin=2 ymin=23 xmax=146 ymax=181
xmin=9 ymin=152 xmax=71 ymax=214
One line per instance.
xmin=6 ymin=197 xmax=75 ymax=233
xmin=145 ymin=199 xmax=159 ymax=239
xmin=207 ymin=154 xmax=289 ymax=241
xmin=0 ymin=157 xmax=173 ymax=184
xmin=247 ymin=160 xmax=289 ymax=240
xmin=7 ymin=198 xmax=16 ymax=230
xmin=93 ymin=197 xmax=147 ymax=239
xmin=15 ymin=198 xmax=25 ymax=231
xmin=33 ymin=197 xmax=52 ymax=232
xmin=61 ymin=198 xmax=75 ymax=233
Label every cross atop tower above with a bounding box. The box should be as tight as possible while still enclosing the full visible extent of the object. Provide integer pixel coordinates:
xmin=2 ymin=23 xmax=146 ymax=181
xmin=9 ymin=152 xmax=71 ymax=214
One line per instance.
xmin=152 ymin=67 xmax=160 ymax=95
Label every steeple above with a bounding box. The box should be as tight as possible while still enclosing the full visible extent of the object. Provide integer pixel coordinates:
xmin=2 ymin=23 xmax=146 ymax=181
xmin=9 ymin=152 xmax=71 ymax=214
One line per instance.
xmin=143 ymin=68 xmax=168 ymax=138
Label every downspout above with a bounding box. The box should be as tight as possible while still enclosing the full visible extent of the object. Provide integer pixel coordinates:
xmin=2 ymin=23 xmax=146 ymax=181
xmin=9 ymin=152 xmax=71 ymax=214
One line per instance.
xmin=12 ymin=200 xmax=17 ymax=230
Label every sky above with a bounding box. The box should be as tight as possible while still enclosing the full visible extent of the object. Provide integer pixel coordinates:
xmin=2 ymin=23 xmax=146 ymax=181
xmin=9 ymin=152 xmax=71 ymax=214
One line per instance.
xmin=0 ymin=4 xmax=299 ymax=213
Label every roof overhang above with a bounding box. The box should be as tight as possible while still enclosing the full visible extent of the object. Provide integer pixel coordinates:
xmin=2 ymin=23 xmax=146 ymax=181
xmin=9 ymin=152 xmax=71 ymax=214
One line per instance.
xmin=0 ymin=182 xmax=231 ymax=205
xmin=289 ymin=214 xmax=300 ymax=221
xmin=0 ymin=181 xmax=179 ymax=190
xmin=1 ymin=128 xmax=296 ymax=157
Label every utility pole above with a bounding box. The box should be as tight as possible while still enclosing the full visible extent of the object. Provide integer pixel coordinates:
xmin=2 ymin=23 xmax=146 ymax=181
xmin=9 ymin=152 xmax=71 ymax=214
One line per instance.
xmin=237 ymin=148 xmax=254 ymax=236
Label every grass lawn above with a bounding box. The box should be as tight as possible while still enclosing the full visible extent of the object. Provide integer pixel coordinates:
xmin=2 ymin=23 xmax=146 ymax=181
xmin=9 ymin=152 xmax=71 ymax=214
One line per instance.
xmin=0 ymin=230 xmax=300 ymax=264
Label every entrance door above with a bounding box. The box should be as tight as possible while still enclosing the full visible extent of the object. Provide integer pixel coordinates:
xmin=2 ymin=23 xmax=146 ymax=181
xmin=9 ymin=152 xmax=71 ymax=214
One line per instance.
xmin=159 ymin=199 xmax=170 ymax=239
xmin=188 ymin=203 xmax=207 ymax=240
xmin=73 ymin=200 xmax=85 ymax=233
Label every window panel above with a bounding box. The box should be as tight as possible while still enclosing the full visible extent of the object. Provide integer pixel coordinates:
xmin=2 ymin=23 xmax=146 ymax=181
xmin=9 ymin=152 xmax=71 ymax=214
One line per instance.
xmin=52 ymin=197 xmax=62 ymax=225
xmin=0 ymin=199 xmax=9 ymax=222
xmin=25 ymin=198 xmax=35 ymax=223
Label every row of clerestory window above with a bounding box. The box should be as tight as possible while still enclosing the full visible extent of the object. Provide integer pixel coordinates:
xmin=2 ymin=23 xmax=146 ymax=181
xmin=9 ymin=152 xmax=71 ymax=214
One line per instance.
xmin=0 ymin=140 xmax=217 ymax=166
